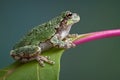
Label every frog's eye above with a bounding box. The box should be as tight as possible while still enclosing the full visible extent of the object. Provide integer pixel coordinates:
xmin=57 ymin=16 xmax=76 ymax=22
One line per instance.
xmin=65 ymin=13 xmax=73 ymax=20
xmin=66 ymin=11 xmax=72 ymax=17
xmin=67 ymin=13 xmax=72 ymax=17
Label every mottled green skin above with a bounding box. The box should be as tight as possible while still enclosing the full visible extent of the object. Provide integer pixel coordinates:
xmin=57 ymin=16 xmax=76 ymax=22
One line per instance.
xmin=10 ymin=11 xmax=80 ymax=66
xmin=13 ymin=13 xmax=65 ymax=49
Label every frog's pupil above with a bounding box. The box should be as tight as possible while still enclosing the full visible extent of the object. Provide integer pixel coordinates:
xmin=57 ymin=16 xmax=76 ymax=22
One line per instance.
xmin=64 ymin=13 xmax=72 ymax=20
xmin=68 ymin=13 xmax=72 ymax=16
xmin=66 ymin=13 xmax=72 ymax=17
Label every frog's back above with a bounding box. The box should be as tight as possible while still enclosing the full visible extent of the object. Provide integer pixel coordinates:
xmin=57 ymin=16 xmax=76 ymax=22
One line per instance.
xmin=13 ymin=15 xmax=63 ymax=49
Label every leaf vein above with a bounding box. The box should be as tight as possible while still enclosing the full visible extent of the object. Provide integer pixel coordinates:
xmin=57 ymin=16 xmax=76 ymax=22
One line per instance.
xmin=37 ymin=64 xmax=40 ymax=80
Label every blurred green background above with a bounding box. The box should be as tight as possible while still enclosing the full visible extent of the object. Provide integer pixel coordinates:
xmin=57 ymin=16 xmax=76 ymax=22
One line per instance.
xmin=0 ymin=0 xmax=120 ymax=80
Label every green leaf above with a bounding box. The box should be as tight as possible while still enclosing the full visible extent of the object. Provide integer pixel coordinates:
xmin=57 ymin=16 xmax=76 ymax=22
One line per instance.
xmin=0 ymin=48 xmax=64 ymax=80
xmin=0 ymin=34 xmax=85 ymax=80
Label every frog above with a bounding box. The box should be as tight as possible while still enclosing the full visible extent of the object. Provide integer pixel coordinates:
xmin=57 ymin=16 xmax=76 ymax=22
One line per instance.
xmin=10 ymin=11 xmax=80 ymax=66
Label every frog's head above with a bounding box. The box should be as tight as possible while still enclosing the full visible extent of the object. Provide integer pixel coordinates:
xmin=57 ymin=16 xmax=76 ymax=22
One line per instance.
xmin=61 ymin=11 xmax=80 ymax=26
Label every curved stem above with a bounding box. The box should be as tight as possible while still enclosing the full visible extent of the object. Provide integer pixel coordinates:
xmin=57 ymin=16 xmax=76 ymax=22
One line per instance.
xmin=73 ymin=29 xmax=120 ymax=45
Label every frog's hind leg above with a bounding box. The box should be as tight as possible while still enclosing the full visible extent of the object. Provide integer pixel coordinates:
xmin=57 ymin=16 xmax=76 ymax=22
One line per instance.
xmin=10 ymin=45 xmax=54 ymax=66
xmin=10 ymin=45 xmax=41 ymax=63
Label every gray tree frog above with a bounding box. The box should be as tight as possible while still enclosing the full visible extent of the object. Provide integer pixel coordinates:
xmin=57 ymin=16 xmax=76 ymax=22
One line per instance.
xmin=10 ymin=11 xmax=80 ymax=66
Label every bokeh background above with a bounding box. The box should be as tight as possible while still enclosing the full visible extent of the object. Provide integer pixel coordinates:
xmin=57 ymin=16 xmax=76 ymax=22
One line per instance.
xmin=0 ymin=0 xmax=120 ymax=80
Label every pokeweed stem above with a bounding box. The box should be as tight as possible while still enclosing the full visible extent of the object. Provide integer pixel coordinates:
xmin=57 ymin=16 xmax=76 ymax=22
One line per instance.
xmin=73 ymin=29 xmax=120 ymax=45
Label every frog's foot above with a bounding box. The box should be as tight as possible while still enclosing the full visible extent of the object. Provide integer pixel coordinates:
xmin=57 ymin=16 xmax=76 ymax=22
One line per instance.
xmin=64 ymin=39 xmax=76 ymax=48
xmin=36 ymin=55 xmax=55 ymax=67
xmin=67 ymin=34 xmax=79 ymax=38
xmin=56 ymin=39 xmax=76 ymax=49
xmin=61 ymin=34 xmax=78 ymax=48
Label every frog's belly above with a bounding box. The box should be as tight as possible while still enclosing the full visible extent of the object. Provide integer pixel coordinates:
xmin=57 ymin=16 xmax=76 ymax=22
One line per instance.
xmin=39 ymin=41 xmax=53 ymax=52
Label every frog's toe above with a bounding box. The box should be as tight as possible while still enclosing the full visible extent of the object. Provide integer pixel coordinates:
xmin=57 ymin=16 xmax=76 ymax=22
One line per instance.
xmin=36 ymin=55 xmax=55 ymax=67
xmin=67 ymin=34 xmax=79 ymax=38
xmin=45 ymin=56 xmax=51 ymax=59
xmin=39 ymin=60 xmax=45 ymax=67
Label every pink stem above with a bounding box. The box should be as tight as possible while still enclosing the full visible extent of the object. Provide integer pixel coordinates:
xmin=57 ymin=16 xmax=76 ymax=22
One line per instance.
xmin=73 ymin=29 xmax=120 ymax=45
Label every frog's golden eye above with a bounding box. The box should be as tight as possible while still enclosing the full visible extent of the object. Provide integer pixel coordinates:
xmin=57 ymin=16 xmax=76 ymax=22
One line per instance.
xmin=66 ymin=11 xmax=72 ymax=17
xmin=65 ymin=12 xmax=73 ymax=20
xmin=67 ymin=13 xmax=72 ymax=17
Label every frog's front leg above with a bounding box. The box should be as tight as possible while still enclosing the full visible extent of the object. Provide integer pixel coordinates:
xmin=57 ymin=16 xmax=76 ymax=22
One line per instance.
xmin=50 ymin=34 xmax=76 ymax=49
xmin=10 ymin=45 xmax=54 ymax=66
